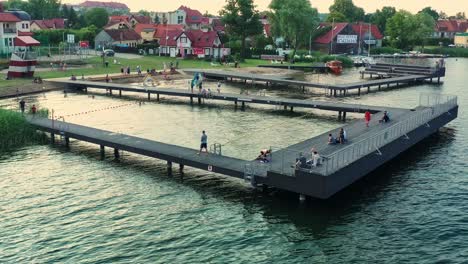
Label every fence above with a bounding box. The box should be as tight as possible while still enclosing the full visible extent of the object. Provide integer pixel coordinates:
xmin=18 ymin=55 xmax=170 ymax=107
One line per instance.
xmin=319 ymin=94 xmax=457 ymax=176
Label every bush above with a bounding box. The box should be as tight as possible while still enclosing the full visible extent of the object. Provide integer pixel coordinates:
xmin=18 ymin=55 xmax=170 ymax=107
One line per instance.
xmin=423 ymin=47 xmax=468 ymax=57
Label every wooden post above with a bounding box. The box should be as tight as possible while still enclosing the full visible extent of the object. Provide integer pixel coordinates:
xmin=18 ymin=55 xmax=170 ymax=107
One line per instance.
xmin=358 ymin=87 xmax=361 ymax=96
xmin=50 ymin=133 xmax=55 ymax=143
xmin=290 ymin=106 xmax=294 ymax=112
xmin=333 ymin=89 xmax=337 ymax=97
xmin=114 ymin=148 xmax=120 ymax=159
xmin=387 ymin=83 xmax=390 ymax=88
xmin=119 ymin=89 xmax=122 ymax=97
xmin=241 ymin=101 xmax=245 ymax=110
xmin=234 ymin=100 xmax=238 ymax=109
xmin=367 ymin=86 xmax=370 ymax=93
xmin=338 ymin=111 xmax=342 ymax=121
xmin=284 ymin=105 xmax=287 ymax=110
xmin=378 ymin=84 xmax=381 ymax=90
xmin=342 ymin=111 xmax=347 ymax=122
xmin=179 ymin=164 xmax=184 ymax=172
xmin=198 ymin=96 xmax=201 ymax=105
xmin=147 ymin=92 xmax=150 ymax=101
xmin=109 ymin=89 xmax=112 ymax=95
xmin=190 ymin=96 xmax=193 ymax=105
xmin=167 ymin=161 xmax=173 ymax=173
xmin=438 ymin=77 xmax=440 ymax=84
xmin=157 ymin=93 xmax=160 ymax=101
xmin=100 ymin=145 xmax=105 ymax=158
xmin=65 ymin=136 xmax=70 ymax=148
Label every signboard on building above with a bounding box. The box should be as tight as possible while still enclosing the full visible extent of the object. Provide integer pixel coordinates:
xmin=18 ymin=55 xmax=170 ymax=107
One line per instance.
xmin=337 ymin=34 xmax=357 ymax=44
xmin=364 ymin=39 xmax=377 ymax=45
xmin=193 ymin=48 xmax=204 ymax=55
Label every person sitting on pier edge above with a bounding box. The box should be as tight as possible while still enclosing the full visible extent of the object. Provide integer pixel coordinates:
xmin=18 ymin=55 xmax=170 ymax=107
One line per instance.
xmin=256 ymin=149 xmax=271 ymax=163
xmin=328 ymin=134 xmax=336 ymax=145
xmin=295 ymin=153 xmax=308 ymax=169
xmin=70 ymin=75 xmax=77 ymax=81
xmin=379 ymin=111 xmax=390 ymax=123
xmin=198 ymin=131 xmax=208 ymax=154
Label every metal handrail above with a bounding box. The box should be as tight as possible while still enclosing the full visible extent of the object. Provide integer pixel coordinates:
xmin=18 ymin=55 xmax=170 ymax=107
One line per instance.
xmin=321 ymin=94 xmax=457 ymax=176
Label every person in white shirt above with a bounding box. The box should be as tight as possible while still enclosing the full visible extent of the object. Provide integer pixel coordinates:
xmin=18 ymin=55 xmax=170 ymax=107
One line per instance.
xmin=312 ymin=151 xmax=321 ymax=167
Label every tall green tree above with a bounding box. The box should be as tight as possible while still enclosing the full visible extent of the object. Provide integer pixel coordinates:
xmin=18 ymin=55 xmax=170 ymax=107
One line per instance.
xmin=137 ymin=10 xmax=150 ymax=17
xmin=386 ymin=10 xmax=435 ymax=50
xmin=84 ymin=8 xmax=109 ymax=29
xmin=371 ymin=6 xmax=396 ymax=33
xmin=24 ymin=0 xmax=62 ymax=19
xmin=455 ymin=12 xmax=466 ymax=19
xmin=326 ymin=11 xmax=347 ymax=22
xmin=269 ymin=0 xmax=319 ymax=58
xmin=418 ymin=7 xmax=439 ymax=21
xmin=329 ymin=0 xmax=364 ymax=21
xmin=220 ymin=0 xmax=263 ymax=59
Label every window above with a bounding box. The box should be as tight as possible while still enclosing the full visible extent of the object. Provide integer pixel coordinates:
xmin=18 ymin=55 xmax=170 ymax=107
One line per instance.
xmin=177 ymin=15 xmax=184 ymax=24
xmin=26 ymin=23 xmax=29 ymax=29
xmin=205 ymin=48 xmax=210 ymax=55
xmin=180 ymin=37 xmax=187 ymax=43
xmin=22 ymin=24 xmax=25 ymax=29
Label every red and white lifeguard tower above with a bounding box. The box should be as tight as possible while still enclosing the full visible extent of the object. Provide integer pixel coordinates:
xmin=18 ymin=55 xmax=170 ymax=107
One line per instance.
xmin=7 ymin=36 xmax=40 ymax=78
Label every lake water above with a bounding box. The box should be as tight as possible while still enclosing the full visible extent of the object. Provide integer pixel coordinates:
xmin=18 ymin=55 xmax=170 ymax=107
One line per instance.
xmin=1 ymin=58 xmax=467 ymax=263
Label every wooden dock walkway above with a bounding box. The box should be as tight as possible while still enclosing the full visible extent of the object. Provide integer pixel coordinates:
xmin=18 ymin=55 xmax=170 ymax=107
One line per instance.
xmin=183 ymin=68 xmax=443 ymax=97
xmin=46 ymin=79 xmax=403 ymax=121
xmin=26 ymin=90 xmax=458 ymax=199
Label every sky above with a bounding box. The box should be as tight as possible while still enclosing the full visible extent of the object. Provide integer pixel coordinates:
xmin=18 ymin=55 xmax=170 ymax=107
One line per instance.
xmin=63 ymin=0 xmax=468 ymax=16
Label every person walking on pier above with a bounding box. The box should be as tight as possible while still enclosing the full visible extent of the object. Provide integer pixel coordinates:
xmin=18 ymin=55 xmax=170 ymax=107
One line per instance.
xmin=19 ymin=99 xmax=25 ymax=114
xmin=198 ymin=131 xmax=208 ymax=154
xmin=217 ymin=81 xmax=222 ymax=94
xmin=365 ymin=110 xmax=371 ymax=127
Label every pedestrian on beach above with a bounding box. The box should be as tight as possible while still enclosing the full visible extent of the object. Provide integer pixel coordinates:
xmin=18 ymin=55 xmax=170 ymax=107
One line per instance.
xmin=127 ymin=66 xmax=130 ymax=75
xmin=365 ymin=110 xmax=371 ymax=127
xmin=120 ymin=66 xmax=124 ymax=74
xmin=31 ymin=104 xmax=37 ymax=115
xmin=217 ymin=81 xmax=221 ymax=94
xmin=19 ymin=99 xmax=25 ymax=114
xmin=198 ymin=131 xmax=208 ymax=154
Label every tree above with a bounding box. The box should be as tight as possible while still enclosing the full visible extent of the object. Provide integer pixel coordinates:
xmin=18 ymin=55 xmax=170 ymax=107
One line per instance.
xmin=418 ymin=7 xmax=439 ymax=21
xmin=138 ymin=10 xmax=150 ymax=17
xmin=24 ymin=0 xmax=62 ymax=19
xmin=455 ymin=12 xmax=466 ymax=19
xmin=329 ymin=0 xmax=364 ymax=21
xmin=154 ymin=15 xmax=160 ymax=24
xmin=438 ymin=11 xmax=448 ymax=19
xmin=269 ymin=0 xmax=319 ymax=58
xmin=386 ymin=10 xmax=435 ymax=50
xmin=371 ymin=6 xmax=396 ymax=33
xmin=220 ymin=0 xmax=263 ymax=59
xmin=326 ymin=11 xmax=347 ymax=22
xmin=84 ymin=8 xmax=109 ymax=29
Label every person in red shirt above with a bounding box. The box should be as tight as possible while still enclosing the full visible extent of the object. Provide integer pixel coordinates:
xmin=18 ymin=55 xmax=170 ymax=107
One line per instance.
xmin=31 ymin=104 xmax=37 ymax=115
xmin=364 ymin=110 xmax=371 ymax=127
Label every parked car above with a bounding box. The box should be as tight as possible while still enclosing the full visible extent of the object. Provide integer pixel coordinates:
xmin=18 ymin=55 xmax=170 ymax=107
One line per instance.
xmin=103 ymin=49 xmax=115 ymax=57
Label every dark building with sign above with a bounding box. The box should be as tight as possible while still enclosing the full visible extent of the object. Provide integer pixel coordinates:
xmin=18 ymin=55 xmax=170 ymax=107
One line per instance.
xmin=313 ymin=22 xmax=383 ymax=55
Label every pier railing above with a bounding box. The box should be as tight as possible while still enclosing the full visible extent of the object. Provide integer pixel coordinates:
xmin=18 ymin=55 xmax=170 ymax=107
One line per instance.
xmin=319 ymin=94 xmax=457 ymax=176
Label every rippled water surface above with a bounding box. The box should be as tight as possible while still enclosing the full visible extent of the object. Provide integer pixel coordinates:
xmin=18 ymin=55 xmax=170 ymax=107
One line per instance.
xmin=1 ymin=58 xmax=467 ymax=263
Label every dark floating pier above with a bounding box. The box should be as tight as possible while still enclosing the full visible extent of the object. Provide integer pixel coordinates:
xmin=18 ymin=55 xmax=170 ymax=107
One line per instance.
xmin=184 ymin=62 xmax=445 ymax=97
xmin=29 ymin=80 xmax=458 ymax=199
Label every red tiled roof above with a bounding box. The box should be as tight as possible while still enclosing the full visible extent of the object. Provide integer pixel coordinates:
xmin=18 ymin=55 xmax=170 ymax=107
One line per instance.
xmin=314 ymin=23 xmax=348 ymax=44
xmin=132 ymin=15 xmax=151 ymax=24
xmin=14 ymin=36 xmax=40 ymax=46
xmin=105 ymin=19 xmax=130 ymax=29
xmin=79 ymin=1 xmax=128 ymax=9
xmin=109 ymin=15 xmax=129 ymax=22
xmin=182 ymin=30 xmax=220 ymax=48
xmin=153 ymin=24 xmax=184 ymax=39
xmin=351 ymin=23 xmax=383 ymax=40
xmin=32 ymin=19 xmax=65 ymax=29
xmin=201 ymin=17 xmax=210 ymax=25
xmin=104 ymin=29 xmax=142 ymax=41
xmin=0 ymin=12 xmax=21 ymax=22
xmin=134 ymin=23 xmax=156 ymax=34
xmin=18 ymin=31 xmax=34 ymax=36
xmin=212 ymin=18 xmax=225 ymax=32
xmin=436 ymin=19 xmax=468 ymax=32
xmin=158 ymin=30 xmax=183 ymax=46
xmin=178 ymin=5 xmax=203 ymax=24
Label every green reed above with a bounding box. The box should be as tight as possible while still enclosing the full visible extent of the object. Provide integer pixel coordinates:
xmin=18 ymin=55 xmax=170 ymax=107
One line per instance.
xmin=0 ymin=108 xmax=47 ymax=151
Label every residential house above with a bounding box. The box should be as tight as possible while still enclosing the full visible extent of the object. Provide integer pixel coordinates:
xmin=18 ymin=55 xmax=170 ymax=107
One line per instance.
xmin=0 ymin=8 xmax=38 ymax=54
xmin=454 ymin=32 xmax=468 ymax=47
xmin=159 ymin=29 xmax=222 ymax=58
xmin=313 ymin=22 xmax=383 ymax=54
xmin=129 ymin=15 xmax=151 ymax=28
xmin=134 ymin=23 xmax=157 ymax=42
xmin=154 ymin=6 xmax=205 ymax=30
xmin=433 ymin=19 xmax=468 ymax=39
xmin=104 ymin=18 xmax=131 ymax=30
xmin=94 ymin=29 xmax=142 ymax=50
xmin=177 ymin=6 xmax=203 ymax=30
xmin=73 ymin=1 xmax=130 ymax=14
xmin=30 ymin=18 xmax=65 ymax=30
